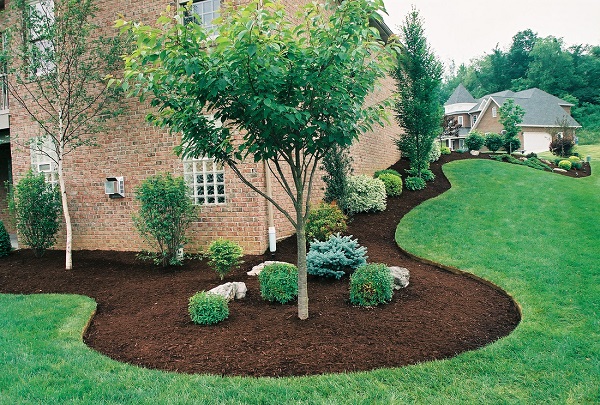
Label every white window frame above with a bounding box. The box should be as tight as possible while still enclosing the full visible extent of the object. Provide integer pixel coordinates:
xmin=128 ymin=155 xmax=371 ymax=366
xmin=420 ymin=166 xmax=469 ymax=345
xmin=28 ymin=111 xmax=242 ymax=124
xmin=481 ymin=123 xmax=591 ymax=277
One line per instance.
xmin=471 ymin=115 xmax=478 ymax=126
xmin=182 ymin=115 xmax=226 ymax=205
xmin=457 ymin=115 xmax=463 ymax=126
xmin=492 ymin=107 xmax=497 ymax=118
xmin=179 ymin=0 xmax=220 ymax=33
xmin=30 ymin=136 xmax=58 ymax=186
xmin=27 ymin=0 xmax=55 ymax=76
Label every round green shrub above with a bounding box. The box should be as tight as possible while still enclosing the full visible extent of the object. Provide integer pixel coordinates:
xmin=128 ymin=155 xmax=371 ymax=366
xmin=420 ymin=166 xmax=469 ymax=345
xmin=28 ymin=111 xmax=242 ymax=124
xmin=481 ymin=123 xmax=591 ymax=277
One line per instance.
xmin=503 ymin=136 xmax=521 ymax=153
xmin=429 ymin=140 xmax=441 ymax=162
xmin=206 ymin=239 xmax=244 ymax=280
xmin=374 ymin=169 xmax=401 ymax=178
xmin=306 ymin=203 xmax=348 ymax=242
xmin=484 ymin=133 xmax=504 ymax=152
xmin=404 ymin=176 xmax=426 ymax=191
xmin=568 ymin=156 xmax=581 ymax=163
xmin=349 ymin=263 xmax=393 ymax=307
xmin=377 ymin=173 xmax=403 ymax=197
xmin=342 ymin=175 xmax=387 ymax=216
xmin=465 ymin=132 xmax=485 ymax=151
xmin=0 ymin=221 xmax=12 ymax=258
xmin=259 ymin=263 xmax=298 ymax=304
xmin=440 ymin=146 xmax=451 ymax=155
xmin=405 ymin=167 xmax=435 ymax=182
xmin=558 ymin=160 xmax=572 ymax=170
xmin=188 ymin=291 xmax=229 ymax=325
xmin=571 ymin=161 xmax=583 ymax=170
xmin=307 ymin=233 xmax=368 ymax=279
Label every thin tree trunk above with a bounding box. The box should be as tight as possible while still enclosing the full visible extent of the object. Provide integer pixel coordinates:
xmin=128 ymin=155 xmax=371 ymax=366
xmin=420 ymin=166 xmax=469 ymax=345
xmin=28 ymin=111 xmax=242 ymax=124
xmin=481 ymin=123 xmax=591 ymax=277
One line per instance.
xmin=296 ymin=207 xmax=308 ymax=320
xmin=58 ymin=155 xmax=72 ymax=270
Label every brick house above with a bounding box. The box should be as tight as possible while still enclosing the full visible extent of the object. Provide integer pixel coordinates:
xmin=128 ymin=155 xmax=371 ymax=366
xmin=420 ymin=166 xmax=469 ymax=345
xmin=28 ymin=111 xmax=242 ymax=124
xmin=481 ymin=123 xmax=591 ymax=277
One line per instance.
xmin=0 ymin=0 xmax=401 ymax=255
xmin=443 ymin=84 xmax=581 ymax=153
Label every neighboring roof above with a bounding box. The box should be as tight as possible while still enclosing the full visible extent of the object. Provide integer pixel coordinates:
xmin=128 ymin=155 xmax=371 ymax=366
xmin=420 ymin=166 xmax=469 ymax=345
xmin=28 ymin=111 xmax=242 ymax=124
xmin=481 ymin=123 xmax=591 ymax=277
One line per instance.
xmin=445 ymin=84 xmax=476 ymax=106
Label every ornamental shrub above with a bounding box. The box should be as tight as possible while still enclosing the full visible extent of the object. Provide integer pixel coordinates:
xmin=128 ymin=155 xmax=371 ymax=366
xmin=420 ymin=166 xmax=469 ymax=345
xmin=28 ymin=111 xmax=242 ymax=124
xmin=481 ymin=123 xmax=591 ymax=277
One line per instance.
xmin=429 ymin=140 xmax=441 ymax=162
xmin=484 ymin=133 xmax=504 ymax=152
xmin=342 ymin=175 xmax=387 ymax=216
xmin=13 ymin=171 xmax=61 ymax=257
xmin=349 ymin=263 xmax=393 ymax=307
xmin=503 ymin=136 xmax=521 ymax=153
xmin=188 ymin=291 xmax=229 ymax=325
xmin=558 ymin=160 xmax=572 ymax=170
xmin=571 ymin=161 xmax=583 ymax=170
xmin=465 ymin=131 xmax=485 ymax=151
xmin=549 ymin=136 xmax=575 ymax=157
xmin=440 ymin=146 xmax=451 ymax=155
xmin=206 ymin=239 xmax=243 ymax=280
xmin=523 ymin=157 xmax=552 ymax=172
xmin=133 ymin=173 xmax=196 ymax=267
xmin=306 ymin=203 xmax=347 ymax=242
xmin=377 ymin=173 xmax=403 ymax=197
xmin=404 ymin=176 xmax=426 ymax=191
xmin=259 ymin=263 xmax=298 ymax=304
xmin=307 ymin=234 xmax=368 ymax=279
xmin=0 ymin=221 xmax=11 ymax=258
xmin=374 ymin=169 xmax=401 ymax=178
xmin=568 ymin=156 xmax=581 ymax=163
xmin=405 ymin=167 xmax=435 ymax=182
xmin=322 ymin=145 xmax=353 ymax=206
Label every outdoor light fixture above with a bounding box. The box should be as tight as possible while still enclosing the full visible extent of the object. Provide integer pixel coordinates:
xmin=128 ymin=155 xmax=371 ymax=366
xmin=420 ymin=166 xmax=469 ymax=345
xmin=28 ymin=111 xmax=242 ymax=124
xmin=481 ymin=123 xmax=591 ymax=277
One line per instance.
xmin=105 ymin=176 xmax=125 ymax=198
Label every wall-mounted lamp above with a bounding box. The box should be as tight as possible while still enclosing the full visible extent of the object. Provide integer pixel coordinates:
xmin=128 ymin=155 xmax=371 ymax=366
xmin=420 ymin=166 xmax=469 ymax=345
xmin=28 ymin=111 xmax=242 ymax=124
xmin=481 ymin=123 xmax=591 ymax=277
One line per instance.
xmin=105 ymin=176 xmax=125 ymax=198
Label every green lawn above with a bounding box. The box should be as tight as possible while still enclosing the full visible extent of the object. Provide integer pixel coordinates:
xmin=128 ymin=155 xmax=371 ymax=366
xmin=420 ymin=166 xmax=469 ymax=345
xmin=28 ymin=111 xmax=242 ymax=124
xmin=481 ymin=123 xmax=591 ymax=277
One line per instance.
xmin=1 ymin=160 xmax=598 ymax=404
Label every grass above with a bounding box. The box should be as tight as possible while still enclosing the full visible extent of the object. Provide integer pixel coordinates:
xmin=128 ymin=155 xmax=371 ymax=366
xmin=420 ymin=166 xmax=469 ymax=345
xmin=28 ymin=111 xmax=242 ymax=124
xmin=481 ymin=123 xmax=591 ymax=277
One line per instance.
xmin=1 ymin=159 xmax=599 ymax=403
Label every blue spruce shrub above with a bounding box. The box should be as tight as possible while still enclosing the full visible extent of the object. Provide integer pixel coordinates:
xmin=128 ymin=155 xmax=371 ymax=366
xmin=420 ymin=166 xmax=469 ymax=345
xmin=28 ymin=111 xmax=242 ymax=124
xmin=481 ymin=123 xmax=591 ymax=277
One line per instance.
xmin=307 ymin=234 xmax=368 ymax=279
xmin=342 ymin=175 xmax=387 ymax=215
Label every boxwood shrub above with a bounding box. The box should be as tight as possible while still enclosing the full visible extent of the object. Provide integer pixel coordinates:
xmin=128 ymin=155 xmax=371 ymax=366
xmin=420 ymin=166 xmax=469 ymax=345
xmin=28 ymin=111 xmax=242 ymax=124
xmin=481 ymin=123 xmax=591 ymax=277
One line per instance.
xmin=558 ymin=160 xmax=572 ymax=170
xmin=440 ymin=146 xmax=451 ymax=155
xmin=188 ymin=291 xmax=229 ymax=325
xmin=307 ymin=234 xmax=368 ymax=279
xmin=349 ymin=263 xmax=394 ymax=307
xmin=342 ymin=175 xmax=387 ymax=216
xmin=377 ymin=173 xmax=403 ymax=197
xmin=306 ymin=203 xmax=348 ymax=242
xmin=404 ymin=176 xmax=426 ymax=191
xmin=259 ymin=263 xmax=298 ymax=304
xmin=374 ymin=169 xmax=401 ymax=178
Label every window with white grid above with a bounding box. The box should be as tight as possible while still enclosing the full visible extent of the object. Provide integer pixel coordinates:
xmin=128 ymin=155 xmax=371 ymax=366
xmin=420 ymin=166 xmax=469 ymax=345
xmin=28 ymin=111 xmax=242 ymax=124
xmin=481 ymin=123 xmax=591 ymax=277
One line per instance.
xmin=180 ymin=0 xmax=220 ymax=32
xmin=183 ymin=157 xmax=226 ymax=205
xmin=28 ymin=0 xmax=55 ymax=76
xmin=30 ymin=136 xmax=58 ymax=186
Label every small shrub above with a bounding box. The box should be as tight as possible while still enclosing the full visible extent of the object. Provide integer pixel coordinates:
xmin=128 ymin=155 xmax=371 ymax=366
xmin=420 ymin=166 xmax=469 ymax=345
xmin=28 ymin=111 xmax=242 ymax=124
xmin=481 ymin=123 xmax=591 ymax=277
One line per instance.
xmin=523 ymin=157 xmax=552 ymax=172
xmin=526 ymin=152 xmax=538 ymax=159
xmin=342 ymin=175 xmax=387 ymax=216
xmin=429 ymin=140 xmax=441 ymax=162
xmin=206 ymin=239 xmax=243 ymax=280
xmin=306 ymin=203 xmax=348 ymax=242
xmin=549 ymin=136 xmax=576 ymax=157
xmin=133 ymin=173 xmax=196 ymax=267
xmin=374 ymin=169 xmax=401 ymax=178
xmin=465 ymin=132 xmax=485 ymax=151
xmin=455 ymin=147 xmax=469 ymax=153
xmin=568 ymin=156 xmax=581 ymax=163
xmin=571 ymin=161 xmax=583 ymax=170
xmin=188 ymin=291 xmax=229 ymax=325
xmin=404 ymin=176 xmax=426 ymax=191
xmin=503 ymin=136 xmax=521 ymax=153
xmin=0 ymin=221 xmax=11 ymax=258
xmin=307 ymin=234 xmax=368 ymax=279
xmin=405 ymin=167 xmax=435 ymax=182
xmin=13 ymin=171 xmax=61 ymax=257
xmin=259 ymin=263 xmax=298 ymax=304
xmin=440 ymin=146 xmax=451 ymax=155
xmin=349 ymin=263 xmax=393 ymax=307
xmin=377 ymin=173 xmax=403 ymax=197
xmin=484 ymin=133 xmax=504 ymax=152
xmin=558 ymin=160 xmax=572 ymax=170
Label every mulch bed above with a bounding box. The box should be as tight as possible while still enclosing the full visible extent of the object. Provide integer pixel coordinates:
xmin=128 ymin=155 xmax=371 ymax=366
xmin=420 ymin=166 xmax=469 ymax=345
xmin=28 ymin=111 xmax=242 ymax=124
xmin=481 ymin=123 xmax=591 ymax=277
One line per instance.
xmin=1 ymin=152 xmax=584 ymax=377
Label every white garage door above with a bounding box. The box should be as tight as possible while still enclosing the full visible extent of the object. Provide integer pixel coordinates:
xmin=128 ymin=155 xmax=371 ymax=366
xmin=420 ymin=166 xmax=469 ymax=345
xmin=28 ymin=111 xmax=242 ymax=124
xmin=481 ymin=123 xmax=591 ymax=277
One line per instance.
xmin=522 ymin=132 xmax=552 ymax=153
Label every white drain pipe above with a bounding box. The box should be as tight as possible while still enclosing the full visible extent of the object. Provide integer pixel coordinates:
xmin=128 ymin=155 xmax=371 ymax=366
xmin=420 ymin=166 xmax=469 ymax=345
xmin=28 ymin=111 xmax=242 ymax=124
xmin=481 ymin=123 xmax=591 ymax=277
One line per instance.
xmin=264 ymin=160 xmax=276 ymax=253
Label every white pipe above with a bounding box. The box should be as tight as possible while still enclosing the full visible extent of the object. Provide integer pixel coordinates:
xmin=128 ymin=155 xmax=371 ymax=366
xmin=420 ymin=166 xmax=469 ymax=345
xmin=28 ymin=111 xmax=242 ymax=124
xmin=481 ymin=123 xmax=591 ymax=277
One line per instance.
xmin=264 ymin=160 xmax=276 ymax=253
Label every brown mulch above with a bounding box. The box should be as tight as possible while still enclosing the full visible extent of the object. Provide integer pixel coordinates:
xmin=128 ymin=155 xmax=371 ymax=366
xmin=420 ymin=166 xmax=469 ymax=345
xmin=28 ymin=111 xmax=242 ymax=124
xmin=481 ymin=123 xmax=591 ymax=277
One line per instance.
xmin=2 ymin=152 xmax=584 ymax=378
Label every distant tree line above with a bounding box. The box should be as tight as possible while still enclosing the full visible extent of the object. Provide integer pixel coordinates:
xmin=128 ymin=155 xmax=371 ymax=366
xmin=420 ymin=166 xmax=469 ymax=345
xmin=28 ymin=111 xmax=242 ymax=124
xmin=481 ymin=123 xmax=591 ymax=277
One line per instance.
xmin=441 ymin=29 xmax=600 ymax=144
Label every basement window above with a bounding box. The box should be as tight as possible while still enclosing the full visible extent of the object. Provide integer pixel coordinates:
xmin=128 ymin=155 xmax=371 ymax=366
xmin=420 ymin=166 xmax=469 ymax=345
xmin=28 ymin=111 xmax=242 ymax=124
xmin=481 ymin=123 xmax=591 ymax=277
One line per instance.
xmin=183 ymin=157 xmax=226 ymax=205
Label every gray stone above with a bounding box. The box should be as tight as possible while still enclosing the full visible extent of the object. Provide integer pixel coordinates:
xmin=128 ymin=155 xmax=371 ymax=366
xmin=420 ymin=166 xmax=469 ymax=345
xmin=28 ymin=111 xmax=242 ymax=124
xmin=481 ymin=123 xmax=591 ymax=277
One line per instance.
xmin=247 ymin=260 xmax=290 ymax=276
xmin=209 ymin=282 xmax=247 ymax=302
xmin=553 ymin=168 xmax=567 ymax=173
xmin=389 ymin=266 xmax=410 ymax=290
xmin=541 ymin=159 xmax=552 ymax=165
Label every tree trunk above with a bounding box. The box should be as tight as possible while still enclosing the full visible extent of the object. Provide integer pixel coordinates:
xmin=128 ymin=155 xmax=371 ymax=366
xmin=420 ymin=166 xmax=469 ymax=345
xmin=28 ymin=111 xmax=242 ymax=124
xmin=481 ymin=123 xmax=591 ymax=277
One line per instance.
xmin=58 ymin=146 xmax=73 ymax=270
xmin=296 ymin=203 xmax=309 ymax=320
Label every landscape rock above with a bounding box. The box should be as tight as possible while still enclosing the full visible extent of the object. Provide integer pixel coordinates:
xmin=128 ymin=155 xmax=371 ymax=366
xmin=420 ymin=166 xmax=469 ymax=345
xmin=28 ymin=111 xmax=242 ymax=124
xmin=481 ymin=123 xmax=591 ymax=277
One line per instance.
xmin=208 ymin=282 xmax=247 ymax=301
xmin=553 ymin=168 xmax=567 ymax=173
xmin=541 ymin=159 xmax=552 ymax=165
xmin=247 ymin=261 xmax=290 ymax=276
xmin=389 ymin=266 xmax=410 ymax=290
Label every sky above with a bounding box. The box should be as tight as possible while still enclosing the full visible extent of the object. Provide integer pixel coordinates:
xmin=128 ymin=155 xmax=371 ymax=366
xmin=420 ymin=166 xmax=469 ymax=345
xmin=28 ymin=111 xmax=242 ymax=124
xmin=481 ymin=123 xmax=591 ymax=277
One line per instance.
xmin=382 ymin=0 xmax=600 ymax=73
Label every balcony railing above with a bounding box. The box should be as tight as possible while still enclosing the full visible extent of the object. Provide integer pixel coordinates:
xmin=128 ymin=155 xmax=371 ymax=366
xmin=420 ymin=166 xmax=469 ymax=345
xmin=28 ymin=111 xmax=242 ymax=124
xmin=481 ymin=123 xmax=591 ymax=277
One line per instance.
xmin=0 ymin=73 xmax=7 ymax=111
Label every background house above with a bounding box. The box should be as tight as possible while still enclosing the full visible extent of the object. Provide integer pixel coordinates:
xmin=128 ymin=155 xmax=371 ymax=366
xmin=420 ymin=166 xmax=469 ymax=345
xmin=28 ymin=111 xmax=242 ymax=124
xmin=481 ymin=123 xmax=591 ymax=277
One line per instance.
xmin=0 ymin=0 xmax=401 ymax=255
xmin=443 ymin=84 xmax=581 ymax=153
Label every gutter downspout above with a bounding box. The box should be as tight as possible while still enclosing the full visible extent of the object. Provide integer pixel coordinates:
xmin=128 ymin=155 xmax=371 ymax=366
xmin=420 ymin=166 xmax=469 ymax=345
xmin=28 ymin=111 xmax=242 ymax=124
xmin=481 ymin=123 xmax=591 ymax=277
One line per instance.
xmin=264 ymin=160 xmax=276 ymax=254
